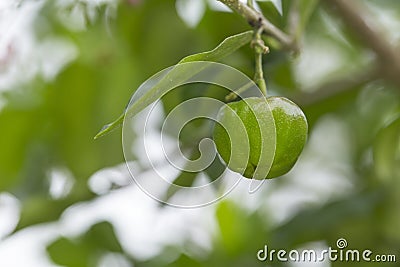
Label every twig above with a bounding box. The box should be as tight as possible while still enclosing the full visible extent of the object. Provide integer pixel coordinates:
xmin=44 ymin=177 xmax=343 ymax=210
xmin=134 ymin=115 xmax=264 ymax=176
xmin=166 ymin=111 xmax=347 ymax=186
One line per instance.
xmin=218 ymin=0 xmax=297 ymax=52
xmin=225 ymin=28 xmax=269 ymax=100
xmin=252 ymin=28 xmax=269 ymax=96
xmin=328 ymin=0 xmax=400 ymax=87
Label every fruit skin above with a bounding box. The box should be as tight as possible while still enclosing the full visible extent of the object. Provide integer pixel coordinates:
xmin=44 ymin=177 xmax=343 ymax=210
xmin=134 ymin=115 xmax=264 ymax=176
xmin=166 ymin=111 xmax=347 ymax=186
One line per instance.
xmin=213 ymin=96 xmax=308 ymax=179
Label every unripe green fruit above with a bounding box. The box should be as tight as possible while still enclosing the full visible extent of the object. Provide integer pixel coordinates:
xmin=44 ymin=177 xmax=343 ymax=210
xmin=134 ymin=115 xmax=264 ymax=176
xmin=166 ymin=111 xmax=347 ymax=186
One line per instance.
xmin=213 ymin=97 xmax=308 ymax=179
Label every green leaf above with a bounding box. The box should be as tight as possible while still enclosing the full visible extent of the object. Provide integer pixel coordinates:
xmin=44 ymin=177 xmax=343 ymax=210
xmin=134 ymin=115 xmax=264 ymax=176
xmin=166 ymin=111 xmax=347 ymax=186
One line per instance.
xmin=296 ymin=0 xmax=319 ymax=38
xmin=164 ymin=170 xmax=198 ymax=202
xmin=216 ymin=200 xmax=251 ymax=255
xmin=282 ymin=0 xmax=320 ymax=39
xmin=48 ymin=237 xmax=91 ymax=267
xmin=178 ymin=31 xmax=253 ymax=63
xmin=271 ymin=190 xmax=384 ymax=249
xmin=297 ymin=0 xmax=319 ymax=34
xmin=373 ymin=116 xmax=400 ymax=182
xmin=94 ymin=31 xmax=253 ymax=139
xmin=47 ymin=221 xmax=122 ymax=267
xmin=257 ymin=1 xmax=284 ymax=27
xmin=86 ymin=221 xmax=123 ymax=252
xmin=374 ymin=117 xmax=400 ymax=241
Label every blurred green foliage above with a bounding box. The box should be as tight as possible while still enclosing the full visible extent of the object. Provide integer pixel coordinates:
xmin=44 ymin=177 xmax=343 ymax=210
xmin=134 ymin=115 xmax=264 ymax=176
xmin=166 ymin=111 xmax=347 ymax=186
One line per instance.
xmin=48 ymin=222 xmax=123 ymax=267
xmin=0 ymin=0 xmax=399 ymax=266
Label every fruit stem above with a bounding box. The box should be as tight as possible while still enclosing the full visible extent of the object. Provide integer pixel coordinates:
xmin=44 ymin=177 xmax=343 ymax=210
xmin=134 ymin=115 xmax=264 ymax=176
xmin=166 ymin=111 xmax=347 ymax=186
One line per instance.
xmin=255 ymin=50 xmax=267 ymax=96
xmin=252 ymin=28 xmax=269 ymax=96
xmin=225 ymin=81 xmax=254 ymax=101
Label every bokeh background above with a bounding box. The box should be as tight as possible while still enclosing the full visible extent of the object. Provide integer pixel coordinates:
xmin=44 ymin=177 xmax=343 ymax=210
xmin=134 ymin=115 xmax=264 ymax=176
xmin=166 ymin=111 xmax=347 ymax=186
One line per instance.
xmin=0 ymin=0 xmax=399 ymax=266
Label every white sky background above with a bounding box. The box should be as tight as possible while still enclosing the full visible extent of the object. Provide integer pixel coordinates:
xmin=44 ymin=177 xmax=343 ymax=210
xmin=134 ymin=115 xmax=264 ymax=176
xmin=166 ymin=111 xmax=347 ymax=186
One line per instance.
xmin=0 ymin=0 xmax=78 ymax=94
xmin=2 ymin=0 xmax=398 ymax=266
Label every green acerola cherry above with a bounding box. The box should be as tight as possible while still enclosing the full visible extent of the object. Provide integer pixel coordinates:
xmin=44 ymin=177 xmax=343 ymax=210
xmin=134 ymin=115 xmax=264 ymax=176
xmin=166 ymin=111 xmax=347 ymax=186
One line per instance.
xmin=213 ymin=97 xmax=308 ymax=179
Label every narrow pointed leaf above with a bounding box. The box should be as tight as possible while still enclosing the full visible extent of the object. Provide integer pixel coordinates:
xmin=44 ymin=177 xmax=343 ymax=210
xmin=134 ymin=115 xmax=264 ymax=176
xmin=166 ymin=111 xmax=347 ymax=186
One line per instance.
xmin=94 ymin=31 xmax=253 ymax=139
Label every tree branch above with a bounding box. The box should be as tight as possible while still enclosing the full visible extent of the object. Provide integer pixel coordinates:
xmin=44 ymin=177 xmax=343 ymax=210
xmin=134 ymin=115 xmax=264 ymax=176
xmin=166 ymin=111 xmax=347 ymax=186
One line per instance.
xmin=218 ymin=0 xmax=297 ymax=51
xmin=328 ymin=0 xmax=400 ymax=87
